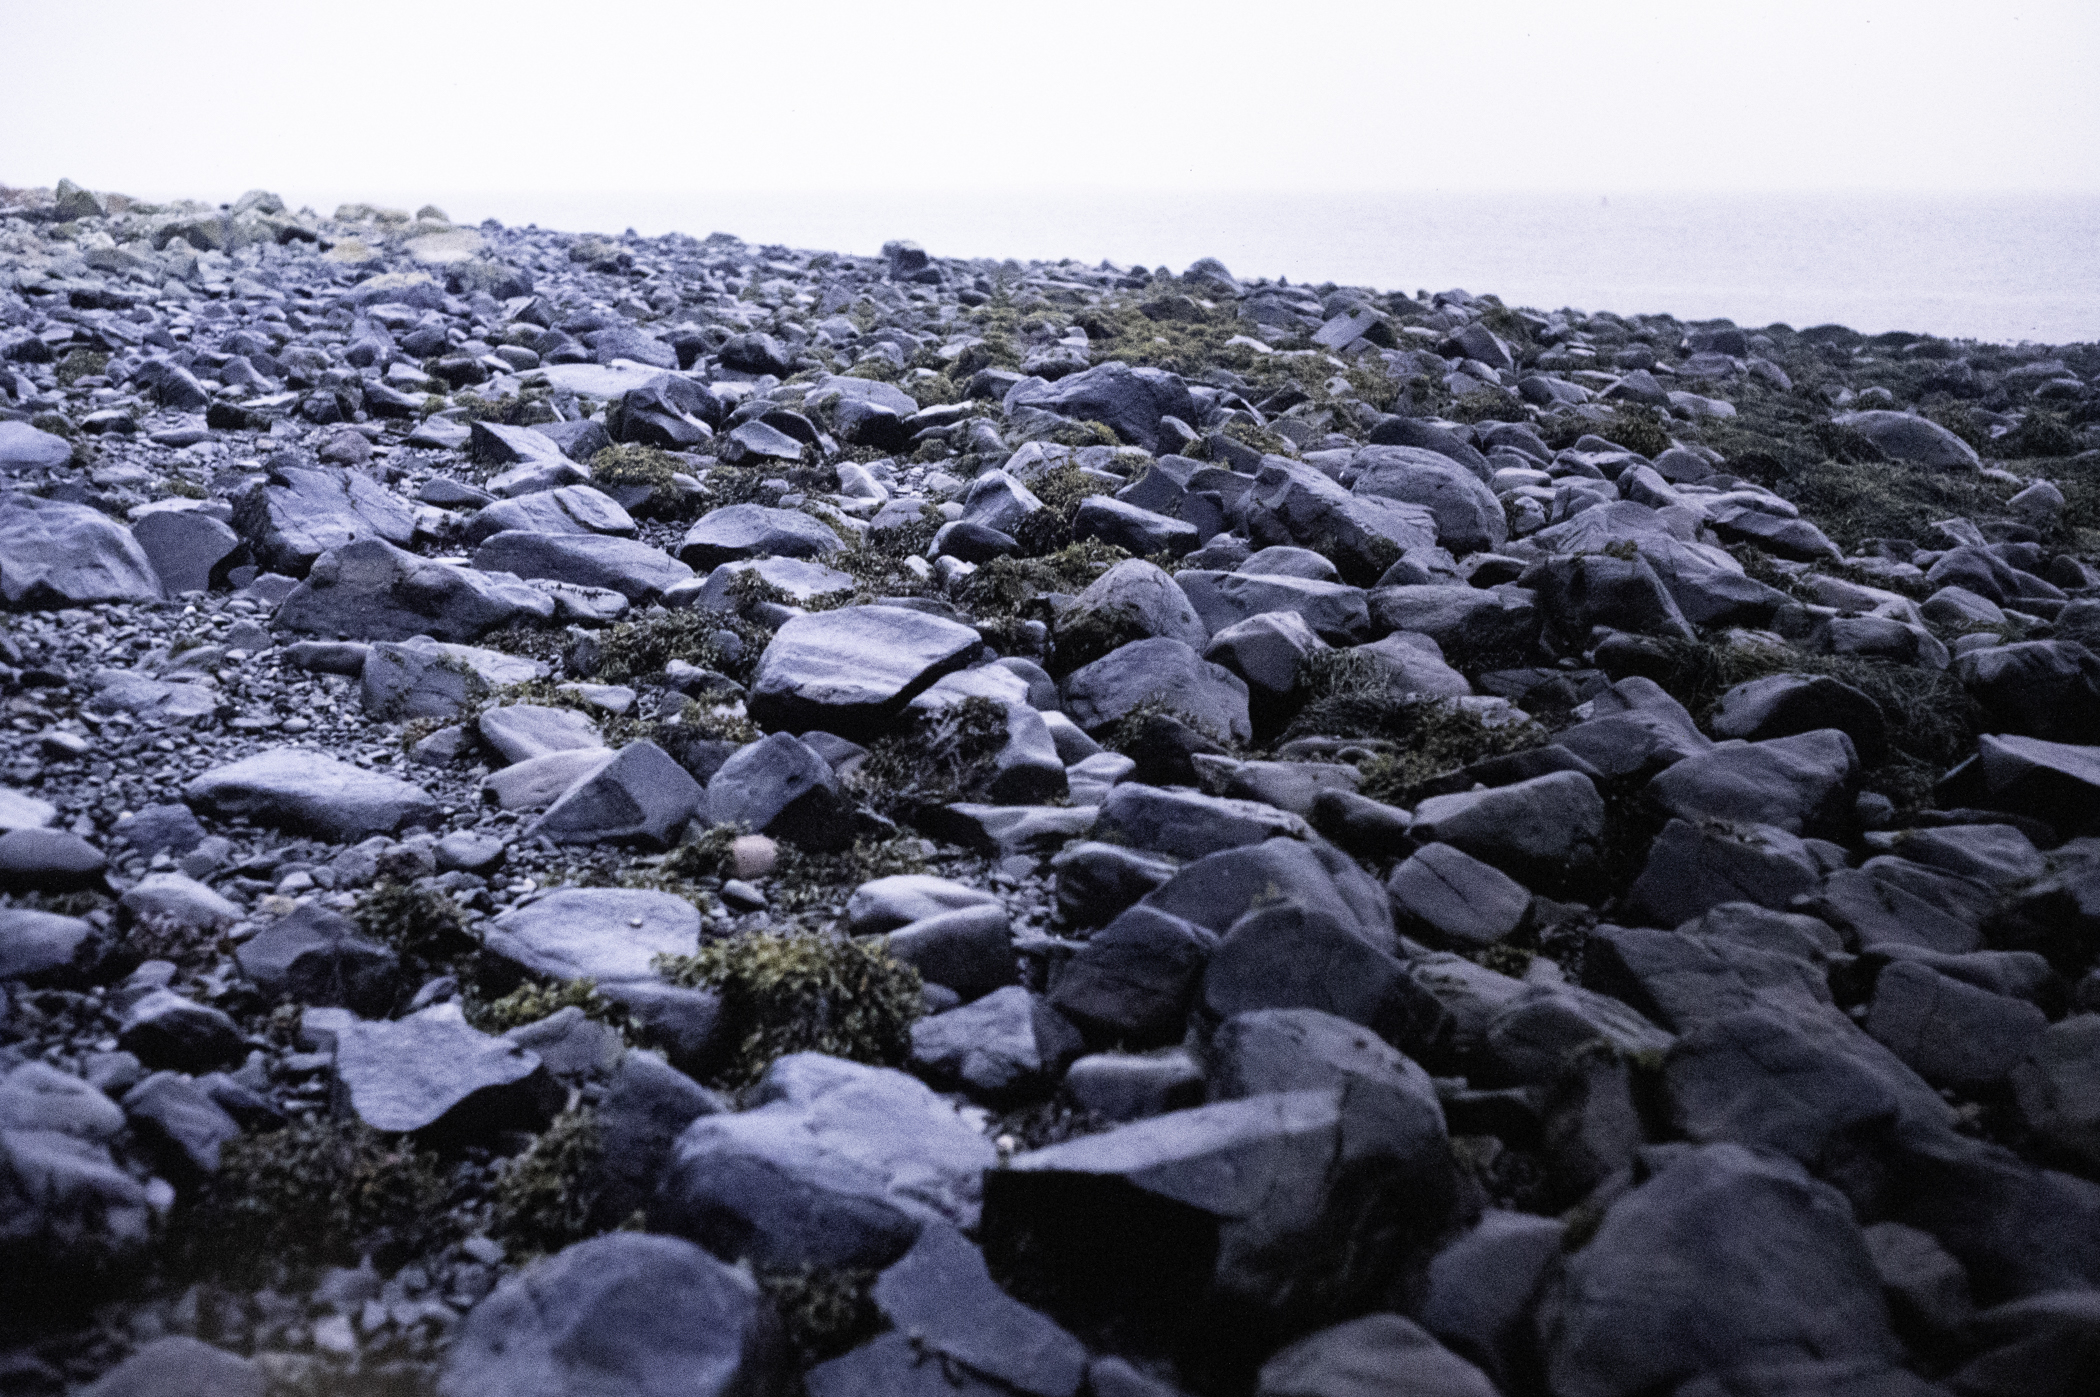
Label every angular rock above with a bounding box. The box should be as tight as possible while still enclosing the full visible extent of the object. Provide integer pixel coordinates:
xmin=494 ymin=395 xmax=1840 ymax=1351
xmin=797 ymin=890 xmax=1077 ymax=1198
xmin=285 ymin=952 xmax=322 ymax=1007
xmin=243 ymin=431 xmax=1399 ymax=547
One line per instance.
xmin=1246 ymin=457 xmax=1439 ymax=586
xmin=484 ymin=888 xmax=701 ymax=984
xmin=439 ymin=1232 xmax=784 ymax=1397
xmin=83 ymin=1337 xmax=264 ymax=1397
xmin=331 ymin=1003 xmax=555 ymax=1138
xmin=186 ymin=748 xmax=438 ymax=841
xmin=653 ymin=1053 xmax=999 ymax=1269
xmin=461 ymin=484 xmax=637 ymax=546
xmin=747 ymin=605 xmax=982 ymax=740
xmin=1049 ymin=905 xmax=1218 ymax=1048
xmin=0 ymin=495 xmax=161 ymax=606
xmin=1646 ymin=730 xmax=1859 ymax=837
xmin=1387 ymin=842 xmax=1531 ymax=949
xmin=477 ymin=704 xmax=604 ymax=764
xmin=909 ymin=986 xmax=1082 ymax=1105
xmin=232 ymin=463 xmax=416 ymax=576
xmin=276 ymin=537 xmax=554 ymax=643
xmin=529 ymin=741 xmax=705 ymax=847
xmin=1257 ymin=1315 xmax=1498 ymax=1397
xmin=473 ymin=531 xmax=693 ymax=603
xmin=360 ymin=637 xmax=543 ymax=721
xmin=1865 ymin=961 xmax=2047 ymax=1091
xmin=1411 ymin=770 xmax=1605 ymax=878
xmin=884 ymin=904 xmax=1017 ymax=1002
xmin=1005 ymin=362 xmax=1198 ymax=454
xmin=1710 ymin=673 xmax=1889 ymax=766
xmin=1353 ymin=446 xmax=1508 ymax=553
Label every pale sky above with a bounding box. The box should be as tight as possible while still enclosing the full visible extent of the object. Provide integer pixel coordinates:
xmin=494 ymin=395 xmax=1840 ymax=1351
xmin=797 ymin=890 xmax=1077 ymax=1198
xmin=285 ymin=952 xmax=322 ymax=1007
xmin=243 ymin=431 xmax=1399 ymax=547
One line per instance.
xmin=3 ymin=0 xmax=2096 ymax=209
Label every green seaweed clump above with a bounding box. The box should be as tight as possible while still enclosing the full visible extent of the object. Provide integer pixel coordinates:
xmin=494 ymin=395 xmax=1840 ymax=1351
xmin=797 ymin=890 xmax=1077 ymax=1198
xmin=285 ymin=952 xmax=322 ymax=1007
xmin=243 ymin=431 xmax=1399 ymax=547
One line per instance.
xmin=591 ymin=443 xmax=696 ymax=516
xmin=656 ymin=930 xmax=924 ymax=1087
xmin=756 ymin=1266 xmax=885 ymax=1366
xmin=1010 ymin=463 xmax=1121 ymax=554
xmin=489 ymin=1109 xmax=606 ymax=1258
xmin=466 ymin=977 xmax=626 ymax=1034
xmin=594 ymin=607 xmax=772 ymax=685
xmin=851 ymin=696 xmax=1011 ymax=819
xmin=54 ymin=349 xmax=108 ymax=385
xmin=181 ymin=1120 xmax=451 ymax=1283
xmin=354 ymin=880 xmax=476 ymax=968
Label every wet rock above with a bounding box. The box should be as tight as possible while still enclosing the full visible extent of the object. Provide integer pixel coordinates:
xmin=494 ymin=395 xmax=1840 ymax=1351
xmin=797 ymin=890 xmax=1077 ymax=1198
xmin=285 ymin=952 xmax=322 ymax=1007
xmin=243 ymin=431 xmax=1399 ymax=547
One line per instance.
xmin=1055 ymin=558 xmax=1209 ymax=659
xmin=1647 ymin=729 xmax=1859 ymax=837
xmin=1629 ymin=818 xmax=1824 ymax=929
xmin=845 ymin=874 xmax=1001 ymax=934
xmin=1247 ymin=457 xmax=1439 ymax=586
xmin=1709 ymin=673 xmax=1889 ymax=765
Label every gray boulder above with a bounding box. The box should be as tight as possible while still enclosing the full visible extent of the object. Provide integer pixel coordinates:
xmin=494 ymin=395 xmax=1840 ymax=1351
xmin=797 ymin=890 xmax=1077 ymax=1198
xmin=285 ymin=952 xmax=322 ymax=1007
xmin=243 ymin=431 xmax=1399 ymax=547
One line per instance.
xmin=1629 ymin=819 xmax=1823 ymax=927
xmin=884 ymin=904 xmax=1017 ymax=1002
xmin=1388 ymin=842 xmax=1531 ymax=949
xmin=1204 ymin=612 xmax=1328 ymax=711
xmin=1073 ymin=495 xmax=1200 ymax=556
xmin=1142 ymin=837 xmax=1396 ymax=952
xmin=484 ymin=888 xmax=702 ymax=984
xmin=1647 ymin=729 xmax=1859 ymax=837
xmin=235 ymin=904 xmax=400 ymax=1015
xmin=1057 ymin=559 xmax=1209 ymax=659
xmin=1541 ymin=1144 xmax=1898 ymax=1397
xmin=276 ymin=537 xmax=555 ymax=643
xmin=473 ymin=531 xmax=693 ymax=602
xmin=0 ymin=494 xmax=161 ymax=606
xmin=132 ymin=509 xmax=242 ymax=596
xmin=1257 ymin=1315 xmax=1498 ymax=1397
xmin=678 ymin=504 xmax=844 ymax=570
xmin=0 ymin=420 xmax=72 ymax=472
xmin=186 ymin=748 xmax=438 ymax=840
xmin=477 ymin=704 xmax=604 ymax=764
xmin=0 ymin=908 xmax=111 ymax=987
xmin=1710 ymin=674 xmax=1889 ymax=765
xmin=1005 ymin=362 xmax=1197 ymax=454
xmin=330 ymin=1003 xmax=556 ymax=1138
xmin=84 ymin=1338 xmax=264 ymax=1397
xmin=1411 ymin=770 xmax=1605 ymax=877
xmin=1833 ymin=410 xmax=1981 ymax=467
xmin=747 ymin=605 xmax=982 ymax=739
xmin=1176 ymin=571 xmax=1370 ymax=644
xmin=530 ymin=741 xmax=705 ymax=847
xmin=1955 ymin=641 xmax=2100 ymax=743
xmin=439 ymin=1233 xmax=784 ymax=1397
xmin=1095 ymin=783 xmax=1310 ymax=860
xmin=232 ymin=463 xmax=416 ymax=576
xmin=861 ymin=1221 xmax=1089 ymax=1397
xmin=1059 ymin=638 xmax=1252 ymax=743
xmin=359 ymin=637 xmax=543 ymax=721
xmin=2011 ymin=1014 xmax=2100 ymax=1169
xmin=1367 ymin=584 xmax=1539 ymax=664
xmin=1865 ymin=960 xmax=2047 ymax=1091
xmin=1353 ymin=446 xmax=1508 ymax=553
xmin=1049 ymin=904 xmax=1219 ymax=1047
xmin=652 ymin=1053 xmax=998 ymax=1269
xmin=909 ymin=985 xmax=1083 ymax=1105
xmin=1247 ymin=458 xmax=1438 ymax=586
xmin=461 ymin=484 xmax=637 ymax=546
xmin=704 ymin=731 xmax=853 ymax=849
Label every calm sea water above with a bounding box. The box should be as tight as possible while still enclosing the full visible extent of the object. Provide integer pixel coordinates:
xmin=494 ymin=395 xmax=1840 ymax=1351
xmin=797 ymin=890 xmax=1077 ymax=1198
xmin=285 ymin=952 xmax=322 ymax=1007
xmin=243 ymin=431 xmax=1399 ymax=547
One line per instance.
xmin=399 ymin=190 xmax=2099 ymax=346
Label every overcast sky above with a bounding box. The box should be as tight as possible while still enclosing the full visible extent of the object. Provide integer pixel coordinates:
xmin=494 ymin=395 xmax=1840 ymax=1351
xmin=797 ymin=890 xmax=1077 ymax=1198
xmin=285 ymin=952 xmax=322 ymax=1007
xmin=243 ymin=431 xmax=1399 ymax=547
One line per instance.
xmin=3 ymin=0 xmax=2096 ymax=211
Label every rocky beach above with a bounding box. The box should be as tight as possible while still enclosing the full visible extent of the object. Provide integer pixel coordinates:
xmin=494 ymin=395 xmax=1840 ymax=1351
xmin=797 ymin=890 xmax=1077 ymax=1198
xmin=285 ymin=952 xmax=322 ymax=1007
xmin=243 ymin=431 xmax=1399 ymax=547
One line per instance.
xmin=1 ymin=178 xmax=2098 ymax=1396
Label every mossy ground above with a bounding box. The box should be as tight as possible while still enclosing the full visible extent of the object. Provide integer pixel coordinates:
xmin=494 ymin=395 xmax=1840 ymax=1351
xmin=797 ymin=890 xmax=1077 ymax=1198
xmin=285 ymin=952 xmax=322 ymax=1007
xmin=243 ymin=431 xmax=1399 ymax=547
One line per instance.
xmin=487 ymin=1109 xmax=610 ymax=1259
xmin=177 ymin=1121 xmax=452 ymax=1285
xmin=353 ymin=881 xmax=475 ymax=973
xmin=852 ymin=695 xmax=1012 ymax=819
xmin=655 ymin=930 xmax=924 ymax=1088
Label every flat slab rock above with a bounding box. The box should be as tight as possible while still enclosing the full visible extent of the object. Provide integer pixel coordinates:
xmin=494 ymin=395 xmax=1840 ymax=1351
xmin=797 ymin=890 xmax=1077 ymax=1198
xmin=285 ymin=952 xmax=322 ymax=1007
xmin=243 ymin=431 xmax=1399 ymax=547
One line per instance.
xmin=185 ymin=748 xmax=438 ymax=842
xmin=327 ymin=1003 xmax=553 ymax=1136
xmin=483 ymin=887 xmax=701 ymax=983
xmin=746 ymin=604 xmax=983 ymax=739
